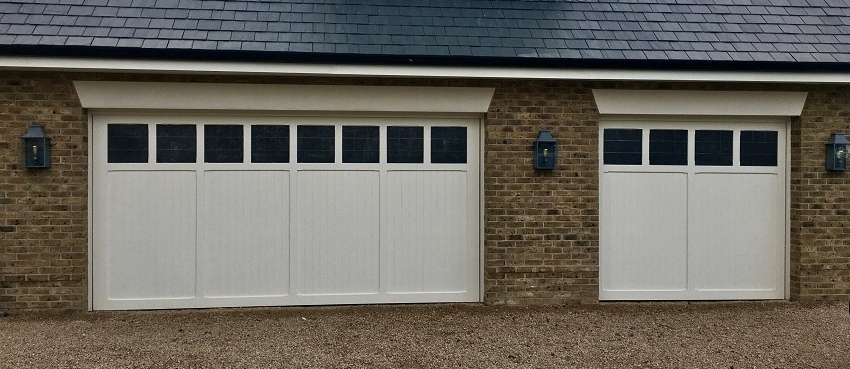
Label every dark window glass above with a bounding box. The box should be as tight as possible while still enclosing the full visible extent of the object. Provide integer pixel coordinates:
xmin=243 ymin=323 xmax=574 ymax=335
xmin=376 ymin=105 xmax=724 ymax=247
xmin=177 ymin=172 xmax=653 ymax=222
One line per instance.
xmin=649 ymin=129 xmax=687 ymax=165
xmin=107 ymin=124 xmax=148 ymax=163
xmin=387 ymin=126 xmax=423 ymax=163
xmin=297 ymin=125 xmax=334 ymax=163
xmin=156 ymin=124 xmax=196 ymax=163
xmin=603 ymin=128 xmax=642 ymax=165
xmin=695 ymin=130 xmax=733 ymax=166
xmin=431 ymin=126 xmax=467 ymax=164
xmin=342 ymin=126 xmax=379 ymax=163
xmin=204 ymin=125 xmax=243 ymax=163
xmin=740 ymin=130 xmax=778 ymax=166
xmin=251 ymin=125 xmax=289 ymax=163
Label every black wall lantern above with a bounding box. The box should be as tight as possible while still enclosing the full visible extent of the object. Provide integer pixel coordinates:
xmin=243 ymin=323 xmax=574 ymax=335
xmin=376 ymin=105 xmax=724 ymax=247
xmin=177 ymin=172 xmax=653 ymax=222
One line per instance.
xmin=825 ymin=132 xmax=849 ymax=172
xmin=533 ymin=130 xmax=557 ymax=170
xmin=21 ymin=125 xmax=51 ymax=169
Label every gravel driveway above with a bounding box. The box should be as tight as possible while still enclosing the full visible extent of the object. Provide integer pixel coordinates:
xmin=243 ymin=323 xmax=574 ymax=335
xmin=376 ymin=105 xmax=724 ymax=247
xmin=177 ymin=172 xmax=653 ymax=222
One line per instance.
xmin=1 ymin=301 xmax=848 ymax=368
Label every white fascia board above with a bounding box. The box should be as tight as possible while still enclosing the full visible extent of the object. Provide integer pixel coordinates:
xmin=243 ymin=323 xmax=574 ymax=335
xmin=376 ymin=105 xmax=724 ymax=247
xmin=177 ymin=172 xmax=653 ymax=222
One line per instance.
xmin=74 ymin=81 xmax=495 ymax=113
xmin=592 ymin=89 xmax=808 ymax=116
xmin=4 ymin=56 xmax=850 ymax=84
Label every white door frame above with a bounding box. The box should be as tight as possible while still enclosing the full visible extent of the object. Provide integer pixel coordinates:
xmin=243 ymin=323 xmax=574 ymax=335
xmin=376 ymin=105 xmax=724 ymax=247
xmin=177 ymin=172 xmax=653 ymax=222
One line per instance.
xmin=88 ymin=112 xmax=484 ymax=310
xmin=598 ymin=115 xmax=790 ymax=300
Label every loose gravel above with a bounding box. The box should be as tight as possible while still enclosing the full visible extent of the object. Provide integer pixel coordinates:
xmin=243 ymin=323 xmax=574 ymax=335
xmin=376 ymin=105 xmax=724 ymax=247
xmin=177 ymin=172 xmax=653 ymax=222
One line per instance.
xmin=1 ymin=301 xmax=848 ymax=368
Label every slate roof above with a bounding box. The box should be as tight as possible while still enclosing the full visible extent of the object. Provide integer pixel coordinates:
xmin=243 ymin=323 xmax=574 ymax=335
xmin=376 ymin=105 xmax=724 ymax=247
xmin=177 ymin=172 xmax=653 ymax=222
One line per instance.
xmin=2 ymin=0 xmax=850 ymax=70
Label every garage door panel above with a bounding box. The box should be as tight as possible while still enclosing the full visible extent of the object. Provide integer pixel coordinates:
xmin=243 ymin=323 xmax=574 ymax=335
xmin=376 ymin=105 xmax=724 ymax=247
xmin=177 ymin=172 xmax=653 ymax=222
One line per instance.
xmin=94 ymin=115 xmax=480 ymax=310
xmin=386 ymin=171 xmax=469 ymax=293
xmin=692 ymin=173 xmax=783 ymax=293
xmin=296 ymin=171 xmax=380 ymax=295
xmin=106 ymin=171 xmax=197 ymax=300
xmin=201 ymin=171 xmax=291 ymax=298
xmin=601 ymin=172 xmax=688 ymax=294
xmin=600 ymin=121 xmax=786 ymax=301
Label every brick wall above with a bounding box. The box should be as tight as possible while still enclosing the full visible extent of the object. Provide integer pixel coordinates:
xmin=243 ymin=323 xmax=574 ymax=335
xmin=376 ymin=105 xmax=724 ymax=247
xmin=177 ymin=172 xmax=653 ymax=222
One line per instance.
xmin=0 ymin=71 xmax=87 ymax=311
xmin=483 ymin=81 xmax=600 ymax=304
xmin=1 ymin=71 xmax=848 ymax=312
xmin=791 ymin=86 xmax=850 ymax=300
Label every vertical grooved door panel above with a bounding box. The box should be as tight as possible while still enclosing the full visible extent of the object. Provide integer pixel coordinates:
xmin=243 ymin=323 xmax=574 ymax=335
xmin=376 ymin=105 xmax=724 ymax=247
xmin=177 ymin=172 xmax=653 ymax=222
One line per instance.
xmin=601 ymin=172 xmax=688 ymax=295
xmin=201 ymin=171 xmax=290 ymax=298
xmin=295 ymin=170 xmax=380 ymax=295
xmin=105 ymin=171 xmax=197 ymax=300
xmin=386 ymin=171 xmax=468 ymax=293
xmin=692 ymin=173 xmax=783 ymax=293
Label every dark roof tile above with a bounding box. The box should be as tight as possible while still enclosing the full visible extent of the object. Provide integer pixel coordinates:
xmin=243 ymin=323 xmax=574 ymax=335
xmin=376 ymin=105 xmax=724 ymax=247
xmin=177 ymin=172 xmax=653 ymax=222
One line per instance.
xmin=14 ymin=34 xmax=42 ymax=44
xmin=74 ymin=16 xmax=100 ymax=27
xmin=182 ymin=30 xmax=207 ymax=39
xmin=125 ymin=17 xmax=150 ymax=27
xmin=557 ymin=48 xmax=581 ymax=58
xmin=39 ymin=35 xmax=68 ymax=44
xmin=217 ymin=41 xmax=242 ymax=50
xmin=91 ymin=37 xmax=118 ymax=47
xmin=82 ymin=27 xmax=109 ymax=37
xmin=643 ymin=50 xmax=668 ymax=59
xmin=65 ymin=36 xmax=94 ymax=45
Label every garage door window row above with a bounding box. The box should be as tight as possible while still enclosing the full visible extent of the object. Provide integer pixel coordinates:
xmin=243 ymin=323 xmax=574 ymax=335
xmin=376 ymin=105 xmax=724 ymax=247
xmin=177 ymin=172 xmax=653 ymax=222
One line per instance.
xmin=107 ymin=124 xmax=467 ymax=164
xmin=603 ymin=128 xmax=778 ymax=166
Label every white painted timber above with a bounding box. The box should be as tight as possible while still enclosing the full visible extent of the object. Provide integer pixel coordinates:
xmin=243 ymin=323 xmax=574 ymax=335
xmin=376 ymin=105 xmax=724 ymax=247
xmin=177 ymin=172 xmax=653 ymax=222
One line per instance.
xmin=691 ymin=173 xmax=784 ymax=298
xmin=386 ymin=171 xmax=471 ymax=295
xmin=600 ymin=172 xmax=688 ymax=295
xmin=101 ymin=171 xmax=197 ymax=309
xmin=295 ymin=170 xmax=381 ymax=295
xmin=592 ymin=90 xmax=808 ymax=116
xmin=74 ymin=81 xmax=495 ymax=114
xmin=91 ymin=114 xmax=480 ymax=309
xmin=200 ymin=171 xmax=291 ymax=299
xmin=4 ymin=56 xmax=850 ymax=84
xmin=599 ymin=119 xmax=787 ymax=300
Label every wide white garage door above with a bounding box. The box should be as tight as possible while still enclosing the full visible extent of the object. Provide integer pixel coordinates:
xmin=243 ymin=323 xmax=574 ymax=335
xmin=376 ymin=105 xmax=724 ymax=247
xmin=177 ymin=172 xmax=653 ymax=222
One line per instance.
xmin=92 ymin=114 xmax=480 ymax=310
xmin=600 ymin=119 xmax=786 ymax=300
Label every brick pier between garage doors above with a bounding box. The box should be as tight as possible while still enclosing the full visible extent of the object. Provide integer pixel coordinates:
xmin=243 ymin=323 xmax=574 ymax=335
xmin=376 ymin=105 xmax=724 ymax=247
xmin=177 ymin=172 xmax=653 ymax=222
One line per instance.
xmin=1 ymin=73 xmax=849 ymax=311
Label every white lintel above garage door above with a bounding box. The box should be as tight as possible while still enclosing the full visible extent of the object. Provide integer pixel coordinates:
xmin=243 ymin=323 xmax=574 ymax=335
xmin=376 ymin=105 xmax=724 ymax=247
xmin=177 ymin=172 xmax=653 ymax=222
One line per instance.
xmin=592 ymin=89 xmax=807 ymax=116
xmin=74 ymin=81 xmax=495 ymax=113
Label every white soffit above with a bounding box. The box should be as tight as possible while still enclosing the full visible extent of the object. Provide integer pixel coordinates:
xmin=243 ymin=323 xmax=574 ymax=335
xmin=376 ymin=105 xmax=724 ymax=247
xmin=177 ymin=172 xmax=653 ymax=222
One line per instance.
xmin=73 ymin=81 xmax=495 ymax=113
xmin=592 ymin=89 xmax=808 ymax=116
xmin=5 ymin=56 xmax=850 ymax=84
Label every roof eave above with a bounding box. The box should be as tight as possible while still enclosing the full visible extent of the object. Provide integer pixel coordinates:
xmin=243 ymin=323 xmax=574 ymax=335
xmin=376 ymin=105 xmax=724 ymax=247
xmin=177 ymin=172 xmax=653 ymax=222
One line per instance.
xmin=1 ymin=44 xmax=849 ymax=74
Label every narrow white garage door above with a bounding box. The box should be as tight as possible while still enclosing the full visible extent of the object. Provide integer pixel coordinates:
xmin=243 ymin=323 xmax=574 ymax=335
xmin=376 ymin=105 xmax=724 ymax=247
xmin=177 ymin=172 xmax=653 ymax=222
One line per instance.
xmin=92 ymin=114 xmax=480 ymax=310
xmin=600 ymin=119 xmax=786 ymax=300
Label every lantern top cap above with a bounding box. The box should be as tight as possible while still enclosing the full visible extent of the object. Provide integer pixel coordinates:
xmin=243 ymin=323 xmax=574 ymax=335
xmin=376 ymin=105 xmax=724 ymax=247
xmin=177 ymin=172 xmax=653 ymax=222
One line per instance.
xmin=21 ymin=125 xmax=47 ymax=139
xmin=535 ymin=129 xmax=556 ymax=143
xmin=827 ymin=132 xmax=850 ymax=145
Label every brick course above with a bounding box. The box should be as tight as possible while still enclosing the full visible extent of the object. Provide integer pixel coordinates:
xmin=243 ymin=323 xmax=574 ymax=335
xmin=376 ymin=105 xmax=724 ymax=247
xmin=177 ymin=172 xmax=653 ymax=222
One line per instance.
xmin=1 ymin=71 xmax=848 ymax=311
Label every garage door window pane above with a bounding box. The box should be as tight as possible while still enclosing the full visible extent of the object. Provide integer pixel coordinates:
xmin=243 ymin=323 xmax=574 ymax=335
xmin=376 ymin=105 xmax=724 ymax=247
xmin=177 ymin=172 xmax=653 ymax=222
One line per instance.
xmin=431 ymin=127 xmax=467 ymax=164
xmin=387 ymin=126 xmax=423 ymax=163
xmin=297 ymin=125 xmax=334 ymax=163
xmin=343 ymin=126 xmax=379 ymax=163
xmin=205 ymin=125 xmax=243 ymax=163
xmin=649 ymin=129 xmax=687 ymax=165
xmin=157 ymin=125 xmax=196 ymax=163
xmin=108 ymin=124 xmax=148 ymax=163
xmin=695 ymin=130 xmax=733 ymax=166
xmin=740 ymin=130 xmax=778 ymax=166
xmin=251 ymin=125 xmax=289 ymax=163
xmin=603 ymin=128 xmax=642 ymax=165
